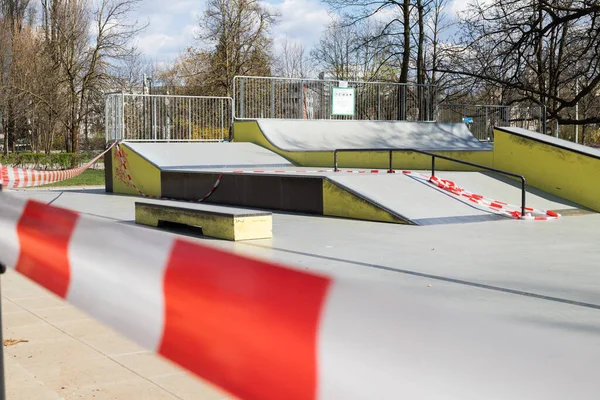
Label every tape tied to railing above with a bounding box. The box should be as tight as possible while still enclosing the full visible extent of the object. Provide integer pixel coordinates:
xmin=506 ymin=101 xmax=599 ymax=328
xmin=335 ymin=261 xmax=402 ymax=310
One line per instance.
xmin=0 ymin=142 xmax=116 ymax=189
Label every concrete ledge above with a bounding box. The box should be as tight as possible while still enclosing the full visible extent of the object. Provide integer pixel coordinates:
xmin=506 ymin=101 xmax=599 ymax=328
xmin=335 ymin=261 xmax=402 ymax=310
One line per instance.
xmin=135 ymin=201 xmax=272 ymax=241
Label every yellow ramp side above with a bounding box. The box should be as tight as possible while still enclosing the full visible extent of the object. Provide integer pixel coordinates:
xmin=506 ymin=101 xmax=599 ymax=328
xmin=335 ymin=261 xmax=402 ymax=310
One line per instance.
xmin=322 ymin=179 xmax=412 ymax=224
xmin=493 ymin=128 xmax=600 ymax=212
xmin=234 ymin=120 xmax=493 ymax=170
xmin=111 ymin=143 xmax=161 ymax=197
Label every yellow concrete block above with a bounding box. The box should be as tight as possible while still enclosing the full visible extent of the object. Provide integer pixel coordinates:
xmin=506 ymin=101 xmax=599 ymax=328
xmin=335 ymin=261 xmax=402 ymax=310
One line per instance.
xmin=135 ymin=203 xmax=272 ymax=241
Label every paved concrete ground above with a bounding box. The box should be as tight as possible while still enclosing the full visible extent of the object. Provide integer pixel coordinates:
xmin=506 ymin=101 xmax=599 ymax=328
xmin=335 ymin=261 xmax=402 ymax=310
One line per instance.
xmin=3 ymin=186 xmax=600 ymax=399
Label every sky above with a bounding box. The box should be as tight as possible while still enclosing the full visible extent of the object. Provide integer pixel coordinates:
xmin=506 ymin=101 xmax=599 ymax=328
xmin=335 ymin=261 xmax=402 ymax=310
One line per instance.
xmin=130 ymin=0 xmax=471 ymax=66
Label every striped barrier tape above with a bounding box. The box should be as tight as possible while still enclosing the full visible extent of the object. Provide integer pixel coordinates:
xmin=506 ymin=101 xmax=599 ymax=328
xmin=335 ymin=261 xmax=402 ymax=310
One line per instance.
xmin=209 ymin=168 xmax=560 ymax=221
xmin=115 ymin=143 xmax=223 ymax=203
xmin=0 ymin=142 xmax=116 ymax=189
xmin=402 ymin=171 xmax=560 ymax=221
xmin=0 ymin=191 xmax=566 ymax=400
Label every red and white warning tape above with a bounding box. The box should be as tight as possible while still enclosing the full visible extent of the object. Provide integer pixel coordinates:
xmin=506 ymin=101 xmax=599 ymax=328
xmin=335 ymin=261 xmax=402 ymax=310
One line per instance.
xmin=115 ymin=143 xmax=222 ymax=203
xmin=0 ymin=142 xmax=116 ymax=189
xmin=401 ymin=171 xmax=560 ymax=220
xmin=223 ymin=168 xmax=560 ymax=221
xmin=0 ymin=192 xmax=568 ymax=400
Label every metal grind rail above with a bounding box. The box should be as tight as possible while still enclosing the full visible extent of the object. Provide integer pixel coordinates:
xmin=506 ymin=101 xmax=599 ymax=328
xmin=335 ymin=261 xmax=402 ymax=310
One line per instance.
xmin=333 ymin=148 xmax=527 ymax=218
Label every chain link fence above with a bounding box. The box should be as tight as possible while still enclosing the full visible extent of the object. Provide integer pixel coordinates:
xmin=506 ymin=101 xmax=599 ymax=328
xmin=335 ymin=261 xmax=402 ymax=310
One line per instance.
xmin=105 ymin=93 xmax=233 ymax=142
xmin=233 ymin=76 xmax=437 ymax=122
xmin=437 ymin=104 xmax=545 ymax=141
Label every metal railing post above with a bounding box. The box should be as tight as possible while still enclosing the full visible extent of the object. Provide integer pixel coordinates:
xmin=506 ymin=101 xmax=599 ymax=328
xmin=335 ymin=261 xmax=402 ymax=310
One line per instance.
xmin=389 ymin=150 xmax=393 ymax=173
xmin=299 ymin=82 xmax=304 ymax=119
xmin=378 ymin=86 xmax=381 ymax=120
xmin=334 ymin=150 xmax=339 ymax=172
xmin=240 ymin=78 xmax=245 ymax=119
xmin=0 ymin=263 xmax=6 ymax=400
xmin=521 ymin=177 xmax=527 ymax=218
xmin=271 ymin=80 xmax=275 ymax=118
xmin=431 ymin=155 xmax=436 ymax=177
xmin=120 ymin=93 xmax=125 ymax=141
xmin=104 ymin=95 xmax=109 ymax=143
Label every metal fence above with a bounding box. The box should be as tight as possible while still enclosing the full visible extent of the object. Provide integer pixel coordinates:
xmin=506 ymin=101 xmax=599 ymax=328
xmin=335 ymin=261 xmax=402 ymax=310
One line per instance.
xmin=105 ymin=93 xmax=233 ymax=142
xmin=233 ymin=76 xmax=438 ymax=121
xmin=437 ymin=104 xmax=545 ymax=141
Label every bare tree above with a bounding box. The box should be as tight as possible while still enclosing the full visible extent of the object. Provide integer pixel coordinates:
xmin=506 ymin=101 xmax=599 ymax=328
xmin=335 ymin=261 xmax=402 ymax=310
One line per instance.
xmin=439 ymin=0 xmax=600 ymax=133
xmin=311 ymin=18 xmax=394 ymax=81
xmin=274 ymin=36 xmax=313 ymax=78
xmin=196 ymin=0 xmax=278 ymax=96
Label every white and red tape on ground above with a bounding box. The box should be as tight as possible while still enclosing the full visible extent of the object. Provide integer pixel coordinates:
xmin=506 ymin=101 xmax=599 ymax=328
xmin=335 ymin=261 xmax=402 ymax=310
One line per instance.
xmin=401 ymin=171 xmax=561 ymax=220
xmin=0 ymin=142 xmax=116 ymax=189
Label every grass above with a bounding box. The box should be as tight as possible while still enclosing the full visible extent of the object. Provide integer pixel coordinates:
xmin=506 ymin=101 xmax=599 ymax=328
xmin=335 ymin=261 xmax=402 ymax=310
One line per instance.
xmin=41 ymin=169 xmax=105 ymax=187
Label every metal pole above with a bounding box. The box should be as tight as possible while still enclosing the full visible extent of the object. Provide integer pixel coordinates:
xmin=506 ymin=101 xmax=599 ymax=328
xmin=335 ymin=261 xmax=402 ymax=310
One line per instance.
xmin=389 ymin=150 xmax=393 ymax=173
xmin=240 ymin=79 xmax=245 ymax=119
xmin=0 ymin=262 xmax=6 ymax=400
xmin=575 ymin=80 xmax=579 ymax=143
xmin=271 ymin=80 xmax=275 ymax=118
xmin=401 ymin=85 xmax=406 ymax=121
xmin=299 ymin=82 xmax=304 ymax=119
xmin=521 ymin=178 xmax=527 ymax=219
xmin=334 ymin=150 xmax=338 ymax=172
xmin=541 ymin=104 xmax=547 ymax=135
xmin=188 ymin=98 xmax=192 ymax=140
xmin=431 ymin=156 xmax=436 ymax=177
xmin=377 ymin=86 xmax=381 ymax=120
xmin=120 ymin=93 xmax=125 ymax=141
xmin=104 ymin=95 xmax=109 ymax=143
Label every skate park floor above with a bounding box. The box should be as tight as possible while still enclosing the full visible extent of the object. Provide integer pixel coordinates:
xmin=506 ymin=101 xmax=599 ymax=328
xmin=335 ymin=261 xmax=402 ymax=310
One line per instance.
xmin=4 ymin=186 xmax=600 ymax=399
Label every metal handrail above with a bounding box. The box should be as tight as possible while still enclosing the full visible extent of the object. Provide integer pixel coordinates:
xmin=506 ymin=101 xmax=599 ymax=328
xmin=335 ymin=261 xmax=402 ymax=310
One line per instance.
xmin=333 ymin=148 xmax=527 ymax=218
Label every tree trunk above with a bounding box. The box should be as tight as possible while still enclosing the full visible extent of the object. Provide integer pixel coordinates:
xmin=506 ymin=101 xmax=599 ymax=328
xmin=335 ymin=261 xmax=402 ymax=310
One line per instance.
xmin=417 ymin=0 xmax=425 ymax=119
xmin=397 ymin=0 xmax=411 ymax=120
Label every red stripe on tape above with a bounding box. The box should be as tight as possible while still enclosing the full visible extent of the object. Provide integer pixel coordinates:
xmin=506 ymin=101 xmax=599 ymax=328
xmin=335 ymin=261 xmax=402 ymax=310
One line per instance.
xmin=15 ymin=201 xmax=79 ymax=297
xmin=160 ymin=240 xmax=331 ymax=400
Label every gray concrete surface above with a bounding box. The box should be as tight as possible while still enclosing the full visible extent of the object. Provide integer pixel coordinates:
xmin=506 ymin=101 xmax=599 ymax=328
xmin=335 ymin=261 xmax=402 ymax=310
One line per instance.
xmin=328 ymin=173 xmax=506 ymax=225
xmin=255 ymin=119 xmax=494 ymax=151
xmin=5 ymin=187 xmax=600 ymax=399
xmin=125 ymin=142 xmax=293 ymax=170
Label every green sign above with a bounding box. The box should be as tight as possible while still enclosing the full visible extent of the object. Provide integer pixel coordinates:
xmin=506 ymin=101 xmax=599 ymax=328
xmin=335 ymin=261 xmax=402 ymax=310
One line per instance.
xmin=331 ymin=87 xmax=356 ymax=116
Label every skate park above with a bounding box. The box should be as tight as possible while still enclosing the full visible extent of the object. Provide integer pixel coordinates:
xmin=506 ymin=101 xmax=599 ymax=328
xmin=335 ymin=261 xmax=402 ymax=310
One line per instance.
xmin=105 ymin=118 xmax=599 ymax=228
xmin=3 ymin=77 xmax=600 ymax=400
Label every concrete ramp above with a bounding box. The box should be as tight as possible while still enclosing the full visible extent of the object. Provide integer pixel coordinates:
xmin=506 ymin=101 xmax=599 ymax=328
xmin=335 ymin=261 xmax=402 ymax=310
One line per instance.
xmin=326 ymin=174 xmax=502 ymax=225
xmin=326 ymin=172 xmax=585 ymax=225
xmin=234 ymin=120 xmax=494 ymax=170
xmin=124 ymin=142 xmax=293 ymax=170
xmin=253 ymin=119 xmax=492 ymax=151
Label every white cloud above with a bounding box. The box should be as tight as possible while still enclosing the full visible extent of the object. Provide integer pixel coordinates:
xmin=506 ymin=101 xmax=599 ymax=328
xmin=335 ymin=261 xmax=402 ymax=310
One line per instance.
xmin=128 ymin=0 xmax=331 ymax=63
xmin=128 ymin=0 xmax=204 ymax=63
xmin=451 ymin=0 xmax=471 ymax=15
xmin=267 ymin=0 xmax=331 ymax=49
